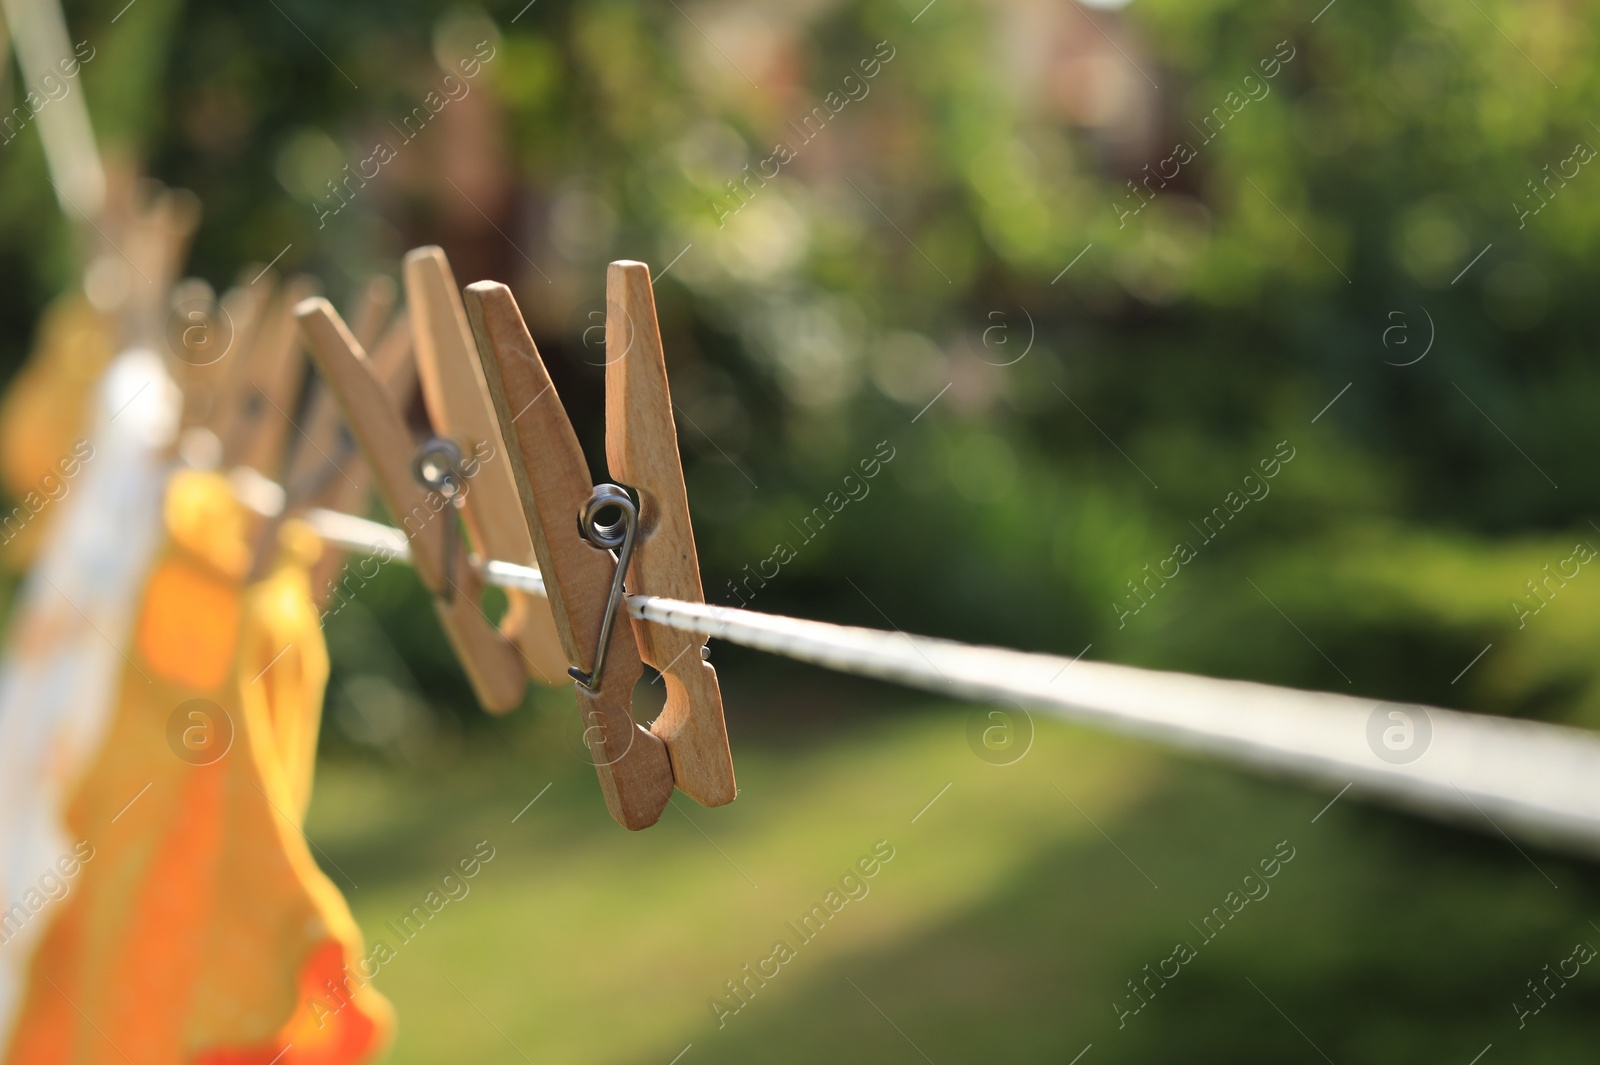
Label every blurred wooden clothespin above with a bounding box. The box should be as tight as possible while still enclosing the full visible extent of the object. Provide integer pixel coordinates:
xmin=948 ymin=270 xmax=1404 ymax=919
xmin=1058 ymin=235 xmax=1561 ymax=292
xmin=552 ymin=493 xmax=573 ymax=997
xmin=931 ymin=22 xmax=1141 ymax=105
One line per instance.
xmin=274 ymin=276 xmax=414 ymax=603
xmin=89 ymin=167 xmax=201 ymax=351
xmin=281 ymin=275 xmax=414 ymax=515
xmin=172 ymin=267 xmax=270 ymax=453
xmin=405 ymin=246 xmax=568 ymax=686
xmin=181 ymin=270 xmax=323 ymax=583
xmin=465 ymin=261 xmax=735 ymax=828
xmin=296 ymin=296 xmax=528 ymax=712
xmin=348 ymin=274 xmax=399 ymax=354
xmin=213 ymin=274 xmax=319 ymax=481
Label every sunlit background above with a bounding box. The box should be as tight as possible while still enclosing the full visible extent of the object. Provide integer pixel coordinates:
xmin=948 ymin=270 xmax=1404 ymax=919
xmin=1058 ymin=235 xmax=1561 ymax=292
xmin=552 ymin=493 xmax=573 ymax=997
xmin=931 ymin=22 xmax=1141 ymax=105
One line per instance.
xmin=4 ymin=0 xmax=1600 ymax=1061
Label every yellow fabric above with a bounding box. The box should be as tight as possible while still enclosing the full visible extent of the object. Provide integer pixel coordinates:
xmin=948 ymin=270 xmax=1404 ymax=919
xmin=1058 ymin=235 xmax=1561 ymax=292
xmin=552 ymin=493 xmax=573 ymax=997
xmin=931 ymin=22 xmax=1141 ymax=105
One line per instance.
xmin=0 ymin=294 xmax=113 ymax=569
xmin=5 ymin=470 xmax=393 ymax=1064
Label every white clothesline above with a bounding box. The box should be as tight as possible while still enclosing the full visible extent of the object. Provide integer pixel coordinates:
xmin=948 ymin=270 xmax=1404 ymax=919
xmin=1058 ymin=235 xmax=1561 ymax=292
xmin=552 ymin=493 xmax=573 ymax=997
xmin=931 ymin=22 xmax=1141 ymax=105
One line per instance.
xmin=303 ymin=506 xmax=1600 ymax=862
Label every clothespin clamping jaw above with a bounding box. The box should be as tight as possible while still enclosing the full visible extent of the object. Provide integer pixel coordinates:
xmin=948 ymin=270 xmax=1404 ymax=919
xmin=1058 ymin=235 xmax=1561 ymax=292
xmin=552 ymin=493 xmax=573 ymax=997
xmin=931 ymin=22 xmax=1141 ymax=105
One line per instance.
xmin=296 ymin=297 xmax=528 ymax=714
xmin=465 ymin=260 xmax=735 ymax=830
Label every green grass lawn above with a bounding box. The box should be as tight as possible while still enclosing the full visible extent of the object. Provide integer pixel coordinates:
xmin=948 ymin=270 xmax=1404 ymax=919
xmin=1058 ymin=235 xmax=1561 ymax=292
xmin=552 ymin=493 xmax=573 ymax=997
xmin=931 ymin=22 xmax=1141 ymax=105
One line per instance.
xmin=305 ymin=680 xmax=1600 ymax=1065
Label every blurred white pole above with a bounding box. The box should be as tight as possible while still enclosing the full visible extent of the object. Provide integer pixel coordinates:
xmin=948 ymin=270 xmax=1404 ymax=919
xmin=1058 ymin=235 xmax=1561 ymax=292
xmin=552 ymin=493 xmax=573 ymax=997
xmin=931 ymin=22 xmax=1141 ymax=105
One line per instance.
xmin=0 ymin=0 xmax=106 ymax=219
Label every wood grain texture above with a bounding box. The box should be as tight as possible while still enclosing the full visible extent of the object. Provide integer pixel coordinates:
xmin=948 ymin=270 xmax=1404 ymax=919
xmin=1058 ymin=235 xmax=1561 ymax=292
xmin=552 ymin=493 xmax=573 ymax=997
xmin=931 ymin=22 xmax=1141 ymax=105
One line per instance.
xmin=464 ymin=280 xmax=673 ymax=830
xmin=296 ymin=296 xmax=526 ymax=713
xmin=606 ymin=260 xmax=736 ymax=807
xmin=405 ymin=247 xmax=567 ymax=686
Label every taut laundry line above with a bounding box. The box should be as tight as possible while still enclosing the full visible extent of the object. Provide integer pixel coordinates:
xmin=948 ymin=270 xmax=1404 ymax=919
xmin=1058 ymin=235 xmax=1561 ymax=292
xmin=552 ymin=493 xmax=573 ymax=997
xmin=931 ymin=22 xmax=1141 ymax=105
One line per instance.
xmin=301 ymin=506 xmax=1600 ymax=863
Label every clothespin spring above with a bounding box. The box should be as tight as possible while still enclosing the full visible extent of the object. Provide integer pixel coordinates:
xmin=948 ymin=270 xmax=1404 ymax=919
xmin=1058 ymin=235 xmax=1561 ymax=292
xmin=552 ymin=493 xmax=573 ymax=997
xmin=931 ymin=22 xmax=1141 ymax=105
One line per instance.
xmin=570 ymin=483 xmax=638 ymax=692
xmin=411 ymin=436 xmax=467 ymax=604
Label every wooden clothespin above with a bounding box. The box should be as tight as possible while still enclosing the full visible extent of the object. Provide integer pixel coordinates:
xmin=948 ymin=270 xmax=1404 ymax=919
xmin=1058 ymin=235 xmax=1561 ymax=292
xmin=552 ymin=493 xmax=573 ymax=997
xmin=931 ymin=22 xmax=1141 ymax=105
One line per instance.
xmin=272 ymin=277 xmax=413 ymax=606
xmin=89 ymin=168 xmax=201 ymax=352
xmin=605 ymin=261 xmax=736 ymax=807
xmin=215 ymin=275 xmax=320 ymax=481
xmin=174 ymin=267 xmax=273 ymax=450
xmin=464 ymin=281 xmax=676 ymax=830
xmin=282 ymin=277 xmax=414 ymax=515
xmin=404 ymin=246 xmax=569 ymax=686
xmin=165 ymin=275 xmax=219 ymax=404
xmin=296 ymin=297 xmax=528 ymax=713
xmin=299 ymin=305 xmax=414 ymax=613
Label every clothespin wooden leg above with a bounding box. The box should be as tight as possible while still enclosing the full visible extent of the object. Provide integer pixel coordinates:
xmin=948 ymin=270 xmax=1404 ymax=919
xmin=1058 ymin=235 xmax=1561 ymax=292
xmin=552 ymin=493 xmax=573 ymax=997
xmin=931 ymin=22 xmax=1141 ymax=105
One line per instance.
xmin=606 ymin=261 xmax=736 ymax=807
xmin=464 ymin=281 xmax=674 ymax=830
xmin=296 ymin=298 xmax=528 ymax=713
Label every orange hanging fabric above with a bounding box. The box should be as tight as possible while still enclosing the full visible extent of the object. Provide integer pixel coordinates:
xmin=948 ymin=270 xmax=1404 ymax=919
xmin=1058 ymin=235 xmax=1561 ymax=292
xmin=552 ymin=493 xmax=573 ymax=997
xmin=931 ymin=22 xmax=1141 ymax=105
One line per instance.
xmin=0 ymin=292 xmax=113 ymax=570
xmin=0 ymin=347 xmax=179 ymax=1050
xmin=5 ymin=469 xmax=392 ymax=1064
